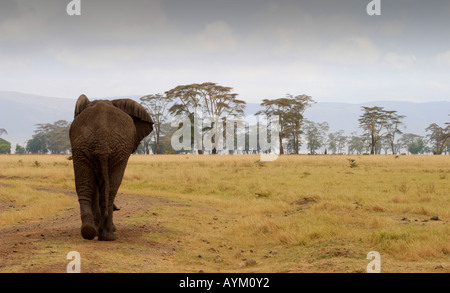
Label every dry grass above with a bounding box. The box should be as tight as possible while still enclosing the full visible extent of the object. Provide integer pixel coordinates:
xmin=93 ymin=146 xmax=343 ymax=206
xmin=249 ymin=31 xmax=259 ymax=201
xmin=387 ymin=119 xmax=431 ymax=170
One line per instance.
xmin=0 ymin=184 xmax=73 ymax=226
xmin=0 ymin=154 xmax=449 ymax=272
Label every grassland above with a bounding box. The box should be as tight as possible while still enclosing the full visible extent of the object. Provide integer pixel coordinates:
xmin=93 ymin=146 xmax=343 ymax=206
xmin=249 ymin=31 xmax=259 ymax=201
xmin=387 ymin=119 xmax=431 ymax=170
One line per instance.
xmin=0 ymin=154 xmax=449 ymax=273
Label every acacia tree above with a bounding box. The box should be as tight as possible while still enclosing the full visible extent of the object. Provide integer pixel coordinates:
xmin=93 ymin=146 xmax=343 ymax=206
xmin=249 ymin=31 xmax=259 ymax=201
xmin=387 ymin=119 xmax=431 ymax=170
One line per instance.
xmin=195 ymin=83 xmax=246 ymax=154
xmin=347 ymin=132 xmax=366 ymax=154
xmin=140 ymin=93 xmax=173 ymax=154
xmin=141 ymin=135 xmax=153 ymax=154
xmin=0 ymin=129 xmax=8 ymax=153
xmin=408 ymin=138 xmax=425 ymax=154
xmin=0 ymin=138 xmax=11 ymax=153
xmin=258 ymin=94 xmax=315 ymax=154
xmin=194 ymin=83 xmax=246 ymax=118
xmin=166 ymin=82 xmax=246 ymax=154
xmin=384 ymin=112 xmax=406 ymax=154
xmin=166 ymin=84 xmax=202 ymax=153
xmin=158 ymin=122 xmax=179 ymax=154
xmin=284 ymin=94 xmax=315 ymax=154
xmin=380 ymin=136 xmax=392 ymax=154
xmin=26 ymin=134 xmax=48 ymax=154
xmin=327 ymin=130 xmax=347 ymax=154
xmin=15 ymin=144 xmax=26 ymax=154
xmin=399 ymin=133 xmax=422 ymax=154
xmin=256 ymin=97 xmax=292 ymax=155
xmin=358 ymin=106 xmax=399 ymax=154
xmin=27 ymin=120 xmax=71 ymax=154
xmin=304 ymin=120 xmax=329 ymax=154
xmin=426 ymin=122 xmax=450 ymax=154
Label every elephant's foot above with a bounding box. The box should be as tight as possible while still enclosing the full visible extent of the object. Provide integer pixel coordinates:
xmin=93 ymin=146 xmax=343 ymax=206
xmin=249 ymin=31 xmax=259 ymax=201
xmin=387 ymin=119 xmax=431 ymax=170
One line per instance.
xmin=81 ymin=223 xmax=97 ymax=240
xmin=98 ymin=231 xmax=117 ymax=241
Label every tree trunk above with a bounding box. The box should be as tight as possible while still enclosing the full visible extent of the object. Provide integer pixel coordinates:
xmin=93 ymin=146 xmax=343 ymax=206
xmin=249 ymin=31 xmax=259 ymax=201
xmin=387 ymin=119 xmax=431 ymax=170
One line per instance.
xmin=370 ymin=136 xmax=375 ymax=154
xmin=279 ymin=134 xmax=284 ymax=155
xmin=155 ymin=133 xmax=160 ymax=154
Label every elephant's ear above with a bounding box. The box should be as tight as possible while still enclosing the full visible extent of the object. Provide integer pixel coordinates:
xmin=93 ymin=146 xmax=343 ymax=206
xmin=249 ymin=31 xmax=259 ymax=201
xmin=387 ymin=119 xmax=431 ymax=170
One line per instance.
xmin=112 ymin=99 xmax=154 ymax=150
xmin=74 ymin=94 xmax=90 ymax=118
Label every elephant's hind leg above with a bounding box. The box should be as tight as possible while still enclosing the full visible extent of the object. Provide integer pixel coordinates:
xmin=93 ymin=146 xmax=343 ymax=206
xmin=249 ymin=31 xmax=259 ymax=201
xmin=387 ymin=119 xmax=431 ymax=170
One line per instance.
xmin=98 ymin=159 xmax=128 ymax=241
xmin=80 ymin=193 xmax=97 ymax=240
xmin=81 ymin=220 xmax=97 ymax=240
xmin=92 ymin=189 xmax=101 ymax=230
xmin=97 ymin=157 xmax=118 ymax=241
xmin=73 ymin=158 xmax=98 ymax=240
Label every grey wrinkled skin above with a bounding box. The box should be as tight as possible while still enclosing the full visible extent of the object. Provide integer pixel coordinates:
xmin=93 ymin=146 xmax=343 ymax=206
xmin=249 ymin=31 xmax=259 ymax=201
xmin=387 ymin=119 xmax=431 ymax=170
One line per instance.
xmin=69 ymin=95 xmax=153 ymax=241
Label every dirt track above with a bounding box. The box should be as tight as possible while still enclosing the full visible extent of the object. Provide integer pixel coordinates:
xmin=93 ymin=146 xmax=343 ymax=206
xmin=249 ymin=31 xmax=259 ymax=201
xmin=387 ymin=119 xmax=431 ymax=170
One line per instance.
xmin=0 ymin=186 xmax=181 ymax=272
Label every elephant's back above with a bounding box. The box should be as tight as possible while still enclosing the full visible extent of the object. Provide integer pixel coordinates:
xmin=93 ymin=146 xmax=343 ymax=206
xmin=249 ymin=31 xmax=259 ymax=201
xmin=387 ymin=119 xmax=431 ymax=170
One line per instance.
xmin=70 ymin=101 xmax=135 ymax=157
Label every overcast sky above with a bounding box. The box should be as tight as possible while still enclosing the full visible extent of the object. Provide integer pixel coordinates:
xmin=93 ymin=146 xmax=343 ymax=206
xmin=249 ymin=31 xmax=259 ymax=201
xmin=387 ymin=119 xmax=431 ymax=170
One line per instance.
xmin=1 ymin=0 xmax=450 ymax=103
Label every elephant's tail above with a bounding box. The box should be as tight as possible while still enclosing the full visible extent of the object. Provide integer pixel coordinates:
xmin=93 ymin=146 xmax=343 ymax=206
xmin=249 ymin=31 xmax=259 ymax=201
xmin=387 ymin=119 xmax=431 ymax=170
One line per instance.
xmin=99 ymin=157 xmax=110 ymax=238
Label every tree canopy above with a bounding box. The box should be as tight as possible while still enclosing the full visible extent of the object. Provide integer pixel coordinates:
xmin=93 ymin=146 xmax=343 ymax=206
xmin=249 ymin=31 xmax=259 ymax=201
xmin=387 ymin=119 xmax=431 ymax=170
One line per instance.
xmin=3 ymin=82 xmax=446 ymax=156
xmin=140 ymin=93 xmax=173 ymax=154
xmin=0 ymin=138 xmax=11 ymax=154
xmin=426 ymin=122 xmax=450 ymax=154
xmin=166 ymin=82 xmax=246 ymax=154
xmin=358 ymin=106 xmax=404 ymax=154
xmin=257 ymin=94 xmax=315 ymax=154
xmin=27 ymin=120 xmax=71 ymax=154
xmin=304 ymin=120 xmax=329 ymax=154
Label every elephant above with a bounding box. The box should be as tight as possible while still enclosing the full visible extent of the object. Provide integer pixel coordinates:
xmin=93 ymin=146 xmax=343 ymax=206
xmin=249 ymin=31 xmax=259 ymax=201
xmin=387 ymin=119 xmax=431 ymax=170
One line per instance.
xmin=69 ymin=95 xmax=153 ymax=241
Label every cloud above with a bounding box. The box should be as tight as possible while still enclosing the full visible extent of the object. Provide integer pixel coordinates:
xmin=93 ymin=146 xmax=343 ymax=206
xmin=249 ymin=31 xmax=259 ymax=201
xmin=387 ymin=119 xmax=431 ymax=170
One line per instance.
xmin=50 ymin=46 xmax=145 ymax=70
xmin=0 ymin=50 xmax=36 ymax=72
xmin=191 ymin=20 xmax=237 ymax=52
xmin=384 ymin=52 xmax=417 ymax=69
xmin=1 ymin=0 xmax=450 ymax=103
xmin=321 ymin=36 xmax=380 ymax=65
xmin=436 ymin=50 xmax=450 ymax=66
xmin=0 ymin=0 xmax=169 ymax=45
xmin=248 ymin=2 xmax=368 ymax=58
xmin=0 ymin=0 xmax=54 ymax=42
xmin=380 ymin=19 xmax=407 ymax=36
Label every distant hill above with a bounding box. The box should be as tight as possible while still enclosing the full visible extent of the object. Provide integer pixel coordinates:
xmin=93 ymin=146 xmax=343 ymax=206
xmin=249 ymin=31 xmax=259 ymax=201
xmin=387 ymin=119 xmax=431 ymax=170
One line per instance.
xmin=0 ymin=90 xmax=448 ymax=149
xmin=0 ymin=91 xmax=75 ymax=147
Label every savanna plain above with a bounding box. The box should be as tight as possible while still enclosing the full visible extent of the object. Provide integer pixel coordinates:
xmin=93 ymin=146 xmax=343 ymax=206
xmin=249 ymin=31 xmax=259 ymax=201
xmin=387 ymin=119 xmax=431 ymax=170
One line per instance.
xmin=0 ymin=154 xmax=449 ymax=273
